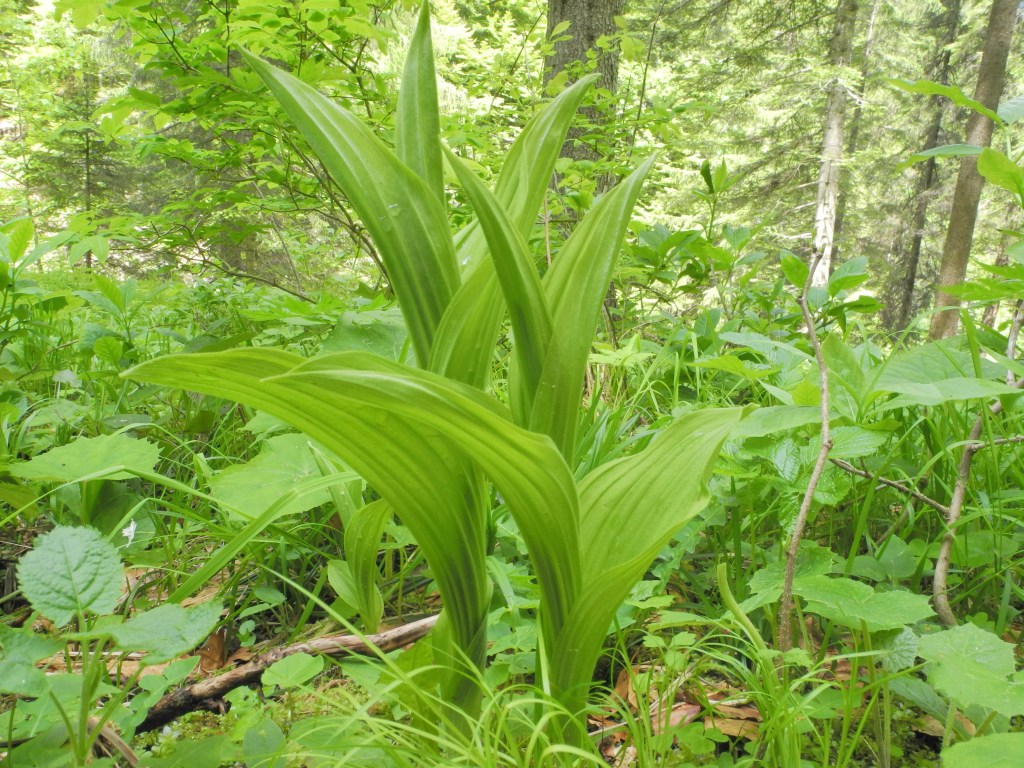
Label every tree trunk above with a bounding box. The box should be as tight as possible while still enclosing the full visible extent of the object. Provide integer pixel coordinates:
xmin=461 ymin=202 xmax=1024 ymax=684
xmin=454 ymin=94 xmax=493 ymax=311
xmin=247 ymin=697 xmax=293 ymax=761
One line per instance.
xmin=928 ymin=0 xmax=1017 ymax=339
xmin=831 ymin=0 xmax=879 ymax=261
xmin=887 ymin=0 xmax=960 ymax=332
xmin=545 ymin=0 xmax=623 ymax=162
xmin=811 ymin=0 xmax=859 ymax=287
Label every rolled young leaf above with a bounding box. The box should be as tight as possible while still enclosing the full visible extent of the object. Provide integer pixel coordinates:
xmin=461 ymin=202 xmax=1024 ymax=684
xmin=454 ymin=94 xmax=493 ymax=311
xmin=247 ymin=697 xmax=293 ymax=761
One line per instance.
xmin=397 ymin=1 xmax=444 ymax=206
xmin=431 ymin=76 xmax=599 ymax=388
xmin=444 ymin=146 xmax=553 ymax=418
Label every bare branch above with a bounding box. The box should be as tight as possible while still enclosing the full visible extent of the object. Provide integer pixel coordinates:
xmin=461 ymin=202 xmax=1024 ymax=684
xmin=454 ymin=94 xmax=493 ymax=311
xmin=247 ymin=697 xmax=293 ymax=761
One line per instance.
xmin=136 ymin=615 xmax=439 ymax=734
xmin=777 ymin=249 xmax=832 ymax=654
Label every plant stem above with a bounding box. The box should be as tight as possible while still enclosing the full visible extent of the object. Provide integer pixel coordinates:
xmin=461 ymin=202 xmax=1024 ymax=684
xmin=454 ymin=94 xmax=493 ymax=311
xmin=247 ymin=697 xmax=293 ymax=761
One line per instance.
xmin=933 ymin=376 xmax=1023 ymax=626
xmin=778 ymin=248 xmax=832 ymax=654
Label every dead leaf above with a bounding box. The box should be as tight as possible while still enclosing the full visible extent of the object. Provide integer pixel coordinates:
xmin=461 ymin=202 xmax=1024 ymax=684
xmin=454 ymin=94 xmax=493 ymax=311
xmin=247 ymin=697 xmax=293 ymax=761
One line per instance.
xmin=711 ymin=703 xmax=761 ymax=721
xmin=614 ymin=667 xmax=640 ymax=711
xmin=650 ymin=701 xmax=701 ymax=734
xmin=197 ymin=627 xmax=229 ymax=673
xmin=705 ymin=716 xmax=759 ymax=740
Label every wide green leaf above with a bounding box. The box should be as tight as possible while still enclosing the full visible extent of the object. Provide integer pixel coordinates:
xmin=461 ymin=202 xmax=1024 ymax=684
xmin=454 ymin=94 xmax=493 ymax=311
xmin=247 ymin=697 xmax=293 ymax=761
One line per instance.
xmin=243 ymin=51 xmax=459 ymax=368
xmin=549 ymin=407 xmax=744 ymax=710
xmin=16 ymin=526 xmax=122 ymax=626
xmin=943 ymin=733 xmax=1024 ymax=768
xmin=919 ymin=623 xmax=1024 ymax=717
xmin=276 ymin=352 xmax=581 ymax=648
xmin=793 ymin=575 xmax=934 ymax=632
xmin=9 ymin=433 xmax=160 ymax=482
xmin=106 ymin=601 xmax=223 ymax=663
xmin=127 ymin=348 xmax=490 ymax=706
xmin=977 ymin=148 xmax=1024 ymax=199
xmin=209 ymin=433 xmax=334 ymax=520
xmin=528 ymin=157 xmax=656 ymax=457
xmin=126 ymin=349 xmax=582 ymax=699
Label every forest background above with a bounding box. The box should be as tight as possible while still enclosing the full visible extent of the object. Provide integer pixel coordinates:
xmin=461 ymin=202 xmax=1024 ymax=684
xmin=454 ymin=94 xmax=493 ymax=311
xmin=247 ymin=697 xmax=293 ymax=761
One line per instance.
xmin=1 ymin=0 xmax=1020 ymax=328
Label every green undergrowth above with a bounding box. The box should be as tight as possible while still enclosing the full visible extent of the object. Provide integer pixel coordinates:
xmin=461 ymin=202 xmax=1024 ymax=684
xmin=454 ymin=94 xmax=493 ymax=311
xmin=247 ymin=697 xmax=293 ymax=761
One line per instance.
xmin=1 ymin=5 xmax=1023 ymax=766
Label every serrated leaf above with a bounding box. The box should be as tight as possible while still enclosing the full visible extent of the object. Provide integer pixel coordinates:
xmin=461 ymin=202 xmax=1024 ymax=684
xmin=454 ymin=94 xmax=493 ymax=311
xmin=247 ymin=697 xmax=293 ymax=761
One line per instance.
xmin=16 ymin=526 xmax=122 ymax=626
xmin=0 ymin=624 xmax=60 ymax=696
xmin=918 ymin=624 xmax=1023 ymax=716
xmin=209 ymin=433 xmax=333 ymax=519
xmin=770 ymin=437 xmax=803 ymax=483
xmin=9 ymin=434 xmax=160 ymax=482
xmin=943 ymin=733 xmax=1024 ymax=768
xmin=263 ymin=652 xmax=324 ymax=689
xmin=106 ymin=601 xmax=221 ymax=663
xmin=732 ymin=406 xmax=820 ymax=438
xmin=823 ymin=426 xmax=888 ymax=460
xmin=320 ymin=310 xmax=406 ymax=360
xmin=794 ymin=576 xmax=934 ymax=631
xmin=881 ymin=627 xmax=918 ymax=672
xmin=977 ymin=148 xmax=1024 ymax=198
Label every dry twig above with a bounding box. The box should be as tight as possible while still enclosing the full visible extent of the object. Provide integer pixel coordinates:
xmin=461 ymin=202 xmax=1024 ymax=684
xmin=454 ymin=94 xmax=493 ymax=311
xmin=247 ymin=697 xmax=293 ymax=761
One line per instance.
xmin=136 ymin=614 xmax=438 ymax=734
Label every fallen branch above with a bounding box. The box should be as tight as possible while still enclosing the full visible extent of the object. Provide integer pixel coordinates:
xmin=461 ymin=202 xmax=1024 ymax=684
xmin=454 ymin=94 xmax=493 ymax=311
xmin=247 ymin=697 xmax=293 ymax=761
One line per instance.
xmin=136 ymin=614 xmax=439 ymax=734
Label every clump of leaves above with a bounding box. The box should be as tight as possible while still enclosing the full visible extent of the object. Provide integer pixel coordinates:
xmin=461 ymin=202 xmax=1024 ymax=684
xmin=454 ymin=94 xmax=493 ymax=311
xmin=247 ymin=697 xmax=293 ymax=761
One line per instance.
xmin=125 ymin=2 xmax=744 ymax=736
xmin=2 ymin=526 xmax=220 ymax=766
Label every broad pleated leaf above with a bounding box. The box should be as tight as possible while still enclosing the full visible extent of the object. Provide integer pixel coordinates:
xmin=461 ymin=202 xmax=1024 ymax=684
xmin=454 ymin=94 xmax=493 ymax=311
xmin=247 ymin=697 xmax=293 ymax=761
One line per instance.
xmin=278 ymin=352 xmax=581 ymax=647
xmin=548 ymin=407 xmax=745 ymax=710
xmin=431 ymin=76 xmax=598 ymax=387
xmin=127 ymin=349 xmax=489 ymax=707
xmin=126 ymin=350 xmax=581 ymax=679
xmin=242 ymin=52 xmax=458 ymax=368
xmin=528 ymin=157 xmax=656 ymax=457
xmin=396 ymin=2 xmax=443 ymax=205
xmin=444 ymin=147 xmax=552 ymax=416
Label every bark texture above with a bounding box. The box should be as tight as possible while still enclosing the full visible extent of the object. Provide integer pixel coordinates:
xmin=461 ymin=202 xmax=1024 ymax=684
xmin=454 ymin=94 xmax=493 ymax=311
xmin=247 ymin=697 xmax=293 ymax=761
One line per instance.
xmin=545 ymin=0 xmax=623 ymax=162
xmin=886 ymin=0 xmax=960 ymax=332
xmin=928 ymin=0 xmax=1017 ymax=339
xmin=811 ymin=0 xmax=859 ymax=287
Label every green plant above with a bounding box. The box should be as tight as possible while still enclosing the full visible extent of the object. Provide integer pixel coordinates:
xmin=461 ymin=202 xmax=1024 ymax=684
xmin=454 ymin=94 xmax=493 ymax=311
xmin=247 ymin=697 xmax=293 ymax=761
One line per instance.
xmin=1 ymin=526 xmax=221 ymax=767
xmin=0 ymin=218 xmax=70 ymax=359
xmin=124 ymin=1 xmax=745 ymax=736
